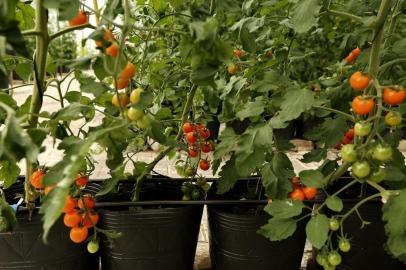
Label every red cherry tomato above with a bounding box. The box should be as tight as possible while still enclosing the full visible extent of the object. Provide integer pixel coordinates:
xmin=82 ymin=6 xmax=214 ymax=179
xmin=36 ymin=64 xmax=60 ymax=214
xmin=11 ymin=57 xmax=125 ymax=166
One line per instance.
xmin=289 ymin=189 xmax=305 ymax=201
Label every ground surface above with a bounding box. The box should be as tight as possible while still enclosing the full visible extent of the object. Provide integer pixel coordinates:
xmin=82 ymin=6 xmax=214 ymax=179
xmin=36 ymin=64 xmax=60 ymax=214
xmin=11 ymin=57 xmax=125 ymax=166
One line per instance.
xmin=9 ymin=75 xmax=406 ymax=269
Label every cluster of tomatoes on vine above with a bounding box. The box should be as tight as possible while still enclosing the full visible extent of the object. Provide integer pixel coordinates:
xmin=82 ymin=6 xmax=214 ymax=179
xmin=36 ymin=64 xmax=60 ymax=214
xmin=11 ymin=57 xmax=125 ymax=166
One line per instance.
xmin=29 ymin=170 xmax=100 ymax=254
xmin=288 ymin=176 xmax=318 ymax=201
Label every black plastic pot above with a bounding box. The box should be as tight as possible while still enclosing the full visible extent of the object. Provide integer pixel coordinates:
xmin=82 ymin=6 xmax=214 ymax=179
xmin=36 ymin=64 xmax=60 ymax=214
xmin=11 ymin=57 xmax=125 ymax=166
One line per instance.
xmin=308 ymin=179 xmax=406 ymax=270
xmin=0 ymin=181 xmax=98 ymax=270
xmin=98 ymin=179 xmax=203 ymax=270
xmin=207 ymin=179 xmax=308 ymax=270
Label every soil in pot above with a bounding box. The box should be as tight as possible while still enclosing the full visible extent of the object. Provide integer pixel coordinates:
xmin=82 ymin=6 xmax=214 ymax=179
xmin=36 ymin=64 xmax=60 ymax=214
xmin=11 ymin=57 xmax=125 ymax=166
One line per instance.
xmin=208 ymin=178 xmax=309 ymax=270
xmin=0 ymin=181 xmax=99 ymax=270
xmin=98 ymin=179 xmax=203 ymax=270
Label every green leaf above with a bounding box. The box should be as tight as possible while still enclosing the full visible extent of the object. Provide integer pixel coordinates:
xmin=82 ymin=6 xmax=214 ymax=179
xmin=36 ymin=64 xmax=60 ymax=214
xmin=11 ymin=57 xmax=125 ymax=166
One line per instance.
xmin=97 ymin=164 xmax=124 ymax=196
xmin=271 ymin=88 xmax=314 ymax=125
xmin=216 ymin=156 xmax=240 ymax=194
xmin=301 ymin=148 xmax=327 ymax=163
xmin=261 ymin=163 xmax=292 ymax=200
xmin=306 ymin=214 xmax=330 ymax=249
xmin=383 ymin=189 xmax=406 ymax=262
xmin=291 ymin=0 xmax=321 ymax=34
xmin=239 ymin=25 xmax=256 ymax=53
xmin=149 ymin=121 xmax=167 ymax=144
xmin=236 ymin=100 xmax=265 ymax=120
xmin=51 ymin=103 xmax=94 ymax=122
xmin=264 ymin=199 xmax=304 ymax=218
xmin=325 ymin=196 xmax=343 ymax=212
xmin=0 ymin=92 xmax=17 ymax=109
xmin=304 ymin=117 xmax=348 ymax=148
xmin=15 ymin=62 xmax=32 ymax=81
xmin=299 ymin=169 xmax=327 ymax=188
xmin=258 ymin=218 xmax=297 ymax=241
xmin=0 ymin=160 xmax=20 ymax=189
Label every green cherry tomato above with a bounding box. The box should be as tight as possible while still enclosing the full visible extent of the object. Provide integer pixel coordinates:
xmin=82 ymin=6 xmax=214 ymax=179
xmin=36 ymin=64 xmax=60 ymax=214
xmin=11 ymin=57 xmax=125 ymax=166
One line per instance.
xmin=87 ymin=240 xmax=99 ymax=254
xmin=338 ymin=239 xmax=351 ymax=253
xmin=127 ymin=107 xmax=144 ymax=121
xmin=316 ymin=253 xmax=328 ymax=266
xmin=341 ymin=144 xmax=357 ymax=163
xmin=352 ymin=161 xmax=371 ymax=178
xmin=185 ymin=166 xmax=195 ymax=177
xmin=136 ymin=115 xmax=151 ymax=129
xmin=328 ymin=251 xmax=342 ymax=266
xmin=372 ymin=144 xmax=393 ymax=162
xmin=385 ymin=111 xmax=402 ymax=126
xmin=323 ymin=264 xmax=336 ymax=270
xmin=191 ymin=189 xmax=201 ymax=200
xmin=369 ymin=168 xmax=386 ymax=183
xmin=329 ymin=218 xmax=340 ymax=231
xmin=181 ymin=184 xmax=190 ymax=193
xmin=354 ymin=122 xmax=372 ymax=137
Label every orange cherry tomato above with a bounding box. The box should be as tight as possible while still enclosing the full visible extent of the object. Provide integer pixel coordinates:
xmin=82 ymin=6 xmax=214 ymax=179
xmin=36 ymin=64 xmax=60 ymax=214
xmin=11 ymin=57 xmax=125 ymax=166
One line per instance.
xmin=112 ymin=92 xmax=130 ymax=108
xmin=186 ymin=132 xmax=197 ymax=144
xmin=352 ymin=96 xmax=375 ymax=115
xmin=82 ymin=211 xmax=99 ymax=228
xmin=345 ymin=53 xmax=356 ymax=64
xmin=63 ymin=196 xmax=77 ymax=213
xmin=106 ymin=43 xmax=119 ymax=57
xmin=63 ymin=210 xmax=81 ymax=228
xmin=289 ymin=189 xmax=305 ymax=201
xmin=302 ymin=187 xmax=318 ymax=200
xmin=349 ymin=71 xmax=370 ymax=90
xmin=70 ymin=226 xmax=88 ymax=243
xmin=68 ymin=10 xmax=88 ymax=27
xmin=75 ymin=175 xmax=89 ymax=187
xmin=78 ymin=196 xmax=96 ymax=209
xmin=227 ymin=64 xmax=238 ymax=75
xmin=199 ymin=159 xmax=210 ymax=171
xmin=120 ymin=62 xmax=136 ymax=81
xmin=30 ymin=170 xmax=45 ymax=189
xmin=383 ymin=88 xmax=406 ymax=106
xmin=182 ymin=122 xmax=194 ymax=133
xmin=113 ymin=78 xmax=129 ymax=90
xmin=199 ymin=127 xmax=210 ymax=139
xmin=188 ymin=146 xmax=199 ymax=158
xmin=233 ymin=49 xmax=244 ymax=58
xmin=352 ymin=47 xmax=361 ymax=57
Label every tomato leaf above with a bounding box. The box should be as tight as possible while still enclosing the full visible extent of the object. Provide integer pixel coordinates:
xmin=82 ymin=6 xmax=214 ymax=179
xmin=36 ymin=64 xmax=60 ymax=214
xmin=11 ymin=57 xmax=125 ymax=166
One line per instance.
xmin=0 ymin=160 xmax=20 ymax=189
xmin=299 ymin=169 xmax=327 ymax=188
xmin=304 ymin=117 xmax=349 ymax=148
xmin=43 ymin=0 xmax=80 ymax=20
xmin=236 ymin=100 xmax=265 ymax=120
xmin=325 ymin=196 xmax=343 ymax=212
xmin=264 ymin=200 xmax=304 ymax=218
xmin=258 ymin=218 xmax=297 ymax=241
xmin=383 ymin=189 xmax=406 ymax=262
xmin=301 ymin=148 xmax=327 ymax=163
xmin=216 ymin=156 xmax=240 ymax=194
xmin=261 ymin=163 xmax=292 ymax=200
xmin=306 ymin=214 xmax=330 ymax=249
xmin=291 ymin=0 xmax=321 ymax=34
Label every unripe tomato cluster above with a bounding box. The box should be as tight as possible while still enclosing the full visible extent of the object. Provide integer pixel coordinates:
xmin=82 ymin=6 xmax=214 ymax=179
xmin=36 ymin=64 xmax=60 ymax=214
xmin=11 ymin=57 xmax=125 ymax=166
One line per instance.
xmin=180 ymin=177 xmax=207 ymax=201
xmin=183 ymin=122 xmax=214 ymax=172
xmin=288 ymin=176 xmax=318 ymax=201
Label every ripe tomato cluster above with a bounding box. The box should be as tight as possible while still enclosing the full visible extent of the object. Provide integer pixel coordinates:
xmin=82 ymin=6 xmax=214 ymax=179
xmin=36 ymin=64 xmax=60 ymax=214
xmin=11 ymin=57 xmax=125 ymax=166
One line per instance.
xmin=289 ymin=176 xmax=318 ymax=201
xmin=68 ymin=10 xmax=88 ymax=27
xmin=183 ymin=122 xmax=214 ymax=172
xmin=334 ymin=128 xmax=354 ymax=150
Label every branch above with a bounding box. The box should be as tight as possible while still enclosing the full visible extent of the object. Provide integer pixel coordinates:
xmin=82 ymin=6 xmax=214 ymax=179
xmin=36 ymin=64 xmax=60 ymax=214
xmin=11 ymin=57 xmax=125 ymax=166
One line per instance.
xmin=132 ymin=86 xmax=198 ymax=201
xmin=379 ymin=58 xmax=406 ymax=74
xmin=21 ymin=29 xmax=43 ymax=37
xmin=313 ymin=105 xmax=355 ymax=122
xmin=324 ymin=9 xmax=362 ymax=22
xmin=50 ymin=23 xmax=96 ymax=41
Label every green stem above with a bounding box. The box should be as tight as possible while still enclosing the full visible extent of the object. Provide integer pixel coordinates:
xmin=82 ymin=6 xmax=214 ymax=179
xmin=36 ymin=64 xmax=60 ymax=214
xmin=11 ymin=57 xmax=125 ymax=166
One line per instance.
xmin=340 ymin=193 xmax=381 ymax=225
xmin=314 ymin=106 xmax=355 ymax=121
xmin=50 ymin=23 xmax=96 ymax=41
xmin=21 ymin=29 xmax=43 ymax=37
xmin=26 ymin=0 xmax=50 ymax=215
xmin=324 ymin=9 xmax=362 ymax=22
xmin=132 ymin=85 xmax=197 ymax=201
xmin=316 ymin=179 xmax=358 ymax=212
xmin=379 ymin=58 xmax=406 ymax=74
